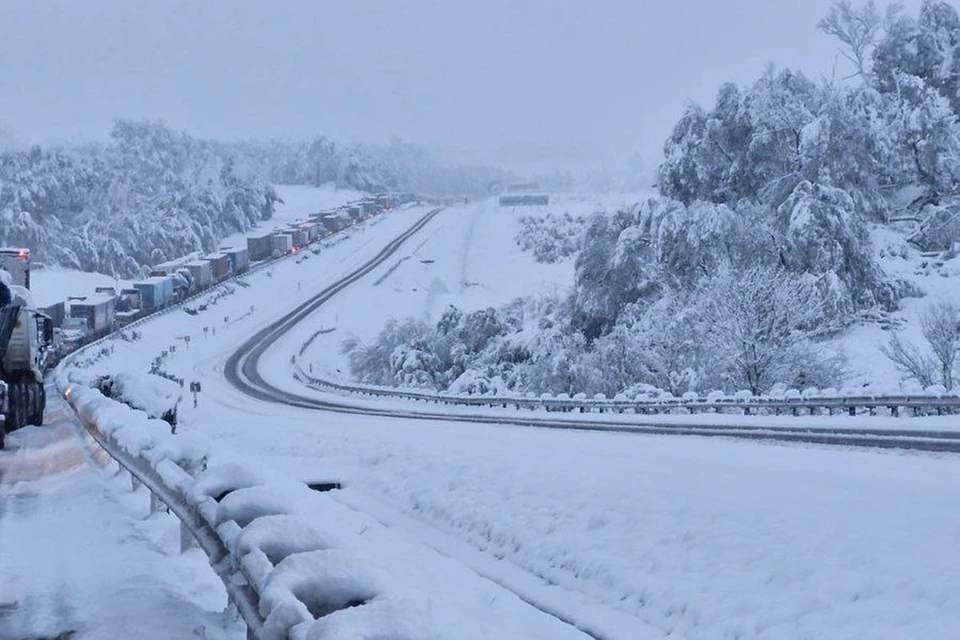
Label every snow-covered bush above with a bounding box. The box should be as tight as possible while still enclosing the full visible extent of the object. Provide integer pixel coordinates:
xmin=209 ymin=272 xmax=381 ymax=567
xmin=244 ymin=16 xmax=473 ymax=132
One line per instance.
xmin=515 ymin=212 xmax=587 ymax=263
xmin=448 ymin=369 xmax=494 ymax=396
xmin=706 ymin=390 xmax=726 ymax=403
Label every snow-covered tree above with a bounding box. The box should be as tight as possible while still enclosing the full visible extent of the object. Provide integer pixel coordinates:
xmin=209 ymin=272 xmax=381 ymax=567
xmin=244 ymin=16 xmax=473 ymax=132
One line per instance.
xmin=697 ymin=265 xmax=843 ymax=394
xmin=775 ymin=180 xmax=898 ymax=312
xmin=874 ymin=1 xmax=960 ymax=115
xmin=0 ymin=119 xmax=280 ymax=276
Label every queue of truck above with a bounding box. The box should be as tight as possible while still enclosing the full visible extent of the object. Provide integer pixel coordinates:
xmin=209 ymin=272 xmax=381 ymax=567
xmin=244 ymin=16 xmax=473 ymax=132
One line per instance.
xmin=35 ymin=194 xmax=408 ymax=358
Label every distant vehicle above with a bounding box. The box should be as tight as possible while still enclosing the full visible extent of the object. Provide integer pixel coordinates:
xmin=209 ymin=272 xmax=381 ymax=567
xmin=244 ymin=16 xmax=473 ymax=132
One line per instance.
xmin=0 ymin=248 xmax=31 ymax=289
xmin=499 ymin=194 xmax=549 ymax=206
xmin=60 ymin=316 xmax=89 ymax=351
xmin=286 ymin=228 xmax=309 ymax=249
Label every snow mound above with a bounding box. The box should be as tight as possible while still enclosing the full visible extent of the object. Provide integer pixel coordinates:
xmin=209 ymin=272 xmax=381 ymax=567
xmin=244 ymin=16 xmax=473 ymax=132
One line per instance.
xmin=260 ymin=550 xmax=381 ymax=639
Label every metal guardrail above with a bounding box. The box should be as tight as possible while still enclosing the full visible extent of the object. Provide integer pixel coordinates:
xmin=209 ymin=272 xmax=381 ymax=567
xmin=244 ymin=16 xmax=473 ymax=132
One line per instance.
xmin=63 ymin=386 xmax=266 ymax=638
xmin=293 ymin=361 xmax=960 ymax=418
xmin=62 ymin=384 xmax=395 ymax=640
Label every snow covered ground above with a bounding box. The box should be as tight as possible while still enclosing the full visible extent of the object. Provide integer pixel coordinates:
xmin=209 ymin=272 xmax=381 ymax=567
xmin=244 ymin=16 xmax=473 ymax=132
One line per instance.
xmin=837 ymin=223 xmax=960 ymax=391
xmin=0 ymin=400 xmax=237 ymax=640
xmin=58 ymin=198 xmax=960 ymax=639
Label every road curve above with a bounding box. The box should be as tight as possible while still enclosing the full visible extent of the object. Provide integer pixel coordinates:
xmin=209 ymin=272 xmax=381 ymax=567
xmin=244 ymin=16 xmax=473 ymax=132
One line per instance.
xmin=224 ymin=208 xmax=960 ymax=454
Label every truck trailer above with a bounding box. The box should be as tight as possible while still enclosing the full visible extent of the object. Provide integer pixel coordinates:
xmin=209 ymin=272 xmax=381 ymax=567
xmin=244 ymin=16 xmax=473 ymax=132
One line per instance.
xmin=222 ymin=248 xmax=250 ymax=274
xmin=271 ymin=233 xmax=294 ymax=255
xmin=68 ymin=293 xmax=117 ymax=337
xmin=183 ymin=260 xmax=213 ymax=289
xmin=247 ymin=233 xmax=274 ymax=261
xmin=134 ymin=276 xmax=175 ymax=311
xmin=285 ymin=227 xmax=309 ymax=249
xmin=205 ymin=253 xmax=232 ymax=282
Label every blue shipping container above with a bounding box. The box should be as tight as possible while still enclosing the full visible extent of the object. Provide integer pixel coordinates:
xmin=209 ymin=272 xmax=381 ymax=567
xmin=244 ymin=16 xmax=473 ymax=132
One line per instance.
xmin=134 ymin=276 xmax=175 ymax=310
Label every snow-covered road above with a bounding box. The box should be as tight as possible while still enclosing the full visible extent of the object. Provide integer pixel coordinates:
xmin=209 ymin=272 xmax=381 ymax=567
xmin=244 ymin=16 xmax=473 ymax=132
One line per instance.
xmin=64 ymin=199 xmax=960 ymax=639
xmin=0 ymin=400 xmax=236 ymax=640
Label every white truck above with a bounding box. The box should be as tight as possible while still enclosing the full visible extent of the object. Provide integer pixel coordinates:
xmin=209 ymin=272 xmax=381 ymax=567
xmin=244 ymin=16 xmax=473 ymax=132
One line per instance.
xmin=0 ymin=249 xmax=54 ymax=448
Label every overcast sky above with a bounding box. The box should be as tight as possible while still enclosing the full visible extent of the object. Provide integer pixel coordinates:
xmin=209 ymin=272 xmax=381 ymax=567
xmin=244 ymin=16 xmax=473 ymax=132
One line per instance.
xmin=0 ymin=0 xmax=921 ymax=172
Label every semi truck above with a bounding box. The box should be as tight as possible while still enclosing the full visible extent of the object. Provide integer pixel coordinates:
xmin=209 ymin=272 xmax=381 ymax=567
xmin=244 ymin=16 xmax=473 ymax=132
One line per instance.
xmin=0 ymin=255 xmax=54 ymax=448
xmin=0 ymin=248 xmax=31 ymax=290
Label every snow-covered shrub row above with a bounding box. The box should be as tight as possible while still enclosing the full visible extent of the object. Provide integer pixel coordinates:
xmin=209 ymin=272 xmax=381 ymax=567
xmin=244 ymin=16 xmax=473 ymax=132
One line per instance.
xmin=0 ymin=120 xmax=280 ymax=277
xmin=344 ymin=266 xmax=848 ymax=399
xmin=514 ymin=212 xmax=588 ymax=263
xmin=345 ymin=196 xmax=858 ymax=396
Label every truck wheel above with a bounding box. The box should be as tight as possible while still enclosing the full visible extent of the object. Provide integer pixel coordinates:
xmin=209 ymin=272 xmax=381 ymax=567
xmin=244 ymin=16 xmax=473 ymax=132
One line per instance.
xmin=6 ymin=382 xmax=23 ymax=432
xmin=28 ymin=382 xmax=45 ymax=426
xmin=35 ymin=386 xmax=46 ymax=425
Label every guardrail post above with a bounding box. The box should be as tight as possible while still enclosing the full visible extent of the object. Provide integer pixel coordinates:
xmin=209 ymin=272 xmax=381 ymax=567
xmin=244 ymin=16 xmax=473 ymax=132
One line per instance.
xmin=181 ymin=521 xmax=199 ymax=553
xmin=890 ymin=405 xmax=899 ymax=417
xmin=150 ymin=490 xmax=164 ymax=515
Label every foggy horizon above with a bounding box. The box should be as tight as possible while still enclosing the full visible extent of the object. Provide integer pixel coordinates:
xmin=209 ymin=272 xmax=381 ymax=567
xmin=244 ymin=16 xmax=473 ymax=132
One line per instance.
xmin=1 ymin=0 xmax=923 ymax=172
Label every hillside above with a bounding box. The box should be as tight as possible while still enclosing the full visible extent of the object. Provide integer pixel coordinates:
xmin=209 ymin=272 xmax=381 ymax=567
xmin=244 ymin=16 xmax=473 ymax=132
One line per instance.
xmin=335 ymin=1 xmax=960 ymax=398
